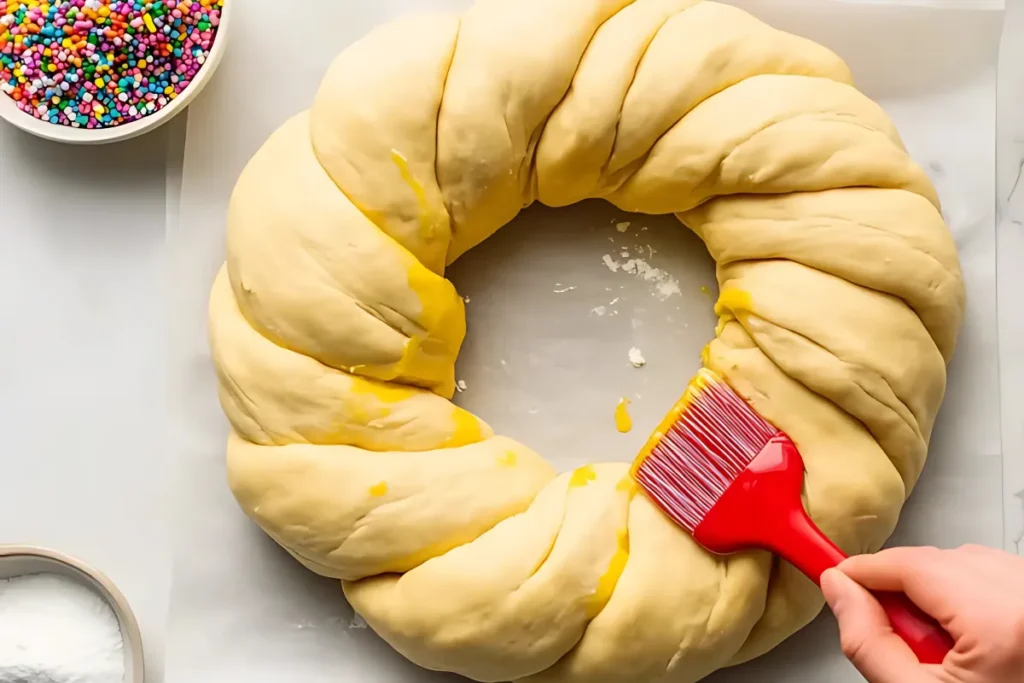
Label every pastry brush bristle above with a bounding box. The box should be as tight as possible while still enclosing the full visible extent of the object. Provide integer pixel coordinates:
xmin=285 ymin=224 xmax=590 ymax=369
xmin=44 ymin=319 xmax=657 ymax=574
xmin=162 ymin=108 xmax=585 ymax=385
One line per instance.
xmin=632 ymin=369 xmax=778 ymax=532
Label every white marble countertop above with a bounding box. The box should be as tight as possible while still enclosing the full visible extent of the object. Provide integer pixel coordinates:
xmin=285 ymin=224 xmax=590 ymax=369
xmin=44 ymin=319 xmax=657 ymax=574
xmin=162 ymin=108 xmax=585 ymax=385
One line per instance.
xmin=997 ymin=0 xmax=1024 ymax=555
xmin=0 ymin=114 xmax=186 ymax=681
xmin=0 ymin=1 xmax=1020 ymax=681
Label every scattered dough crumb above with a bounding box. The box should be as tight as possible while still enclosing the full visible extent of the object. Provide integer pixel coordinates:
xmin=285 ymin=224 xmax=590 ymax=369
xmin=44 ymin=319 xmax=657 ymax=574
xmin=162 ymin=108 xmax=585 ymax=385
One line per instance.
xmin=456 ymin=380 xmax=468 ymax=392
xmin=604 ymin=257 xmax=681 ymax=300
xmin=348 ymin=614 xmax=368 ymax=629
xmin=609 ymin=297 xmax=620 ymax=305
xmin=463 ymin=295 xmax=471 ymax=303
xmin=591 ymin=305 xmax=607 ymax=316
xmin=553 ymin=285 xmax=576 ymax=293
xmin=656 ymin=280 xmax=681 ymax=300
xmin=629 ymin=347 xmax=646 ymax=368
xmin=620 ymin=250 xmax=630 ymax=258
xmin=616 ymin=221 xmax=631 ymax=232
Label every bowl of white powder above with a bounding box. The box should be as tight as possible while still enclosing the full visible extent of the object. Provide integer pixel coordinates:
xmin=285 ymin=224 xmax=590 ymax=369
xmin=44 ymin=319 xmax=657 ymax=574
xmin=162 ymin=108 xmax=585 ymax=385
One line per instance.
xmin=0 ymin=545 xmax=144 ymax=683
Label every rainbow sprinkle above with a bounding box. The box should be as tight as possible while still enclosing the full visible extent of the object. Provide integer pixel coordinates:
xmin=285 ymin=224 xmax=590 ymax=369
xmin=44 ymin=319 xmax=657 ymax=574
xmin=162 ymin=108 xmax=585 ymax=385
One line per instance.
xmin=0 ymin=0 xmax=224 ymax=129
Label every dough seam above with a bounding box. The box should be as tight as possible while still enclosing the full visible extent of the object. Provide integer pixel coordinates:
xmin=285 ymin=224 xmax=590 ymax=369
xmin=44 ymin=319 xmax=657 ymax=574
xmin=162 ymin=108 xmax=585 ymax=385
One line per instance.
xmin=594 ymin=7 xmax=691 ymax=186
xmin=727 ymin=309 xmax=925 ymax=475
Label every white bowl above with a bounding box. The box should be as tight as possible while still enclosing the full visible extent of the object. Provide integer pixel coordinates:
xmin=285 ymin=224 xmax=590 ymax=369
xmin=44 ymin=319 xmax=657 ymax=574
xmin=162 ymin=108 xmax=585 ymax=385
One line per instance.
xmin=0 ymin=545 xmax=145 ymax=683
xmin=0 ymin=0 xmax=232 ymax=145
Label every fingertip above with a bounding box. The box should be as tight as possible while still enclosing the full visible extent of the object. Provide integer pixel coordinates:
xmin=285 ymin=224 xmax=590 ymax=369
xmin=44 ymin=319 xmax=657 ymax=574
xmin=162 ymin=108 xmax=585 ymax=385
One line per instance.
xmin=837 ymin=546 xmax=942 ymax=587
xmin=820 ymin=568 xmax=845 ymax=610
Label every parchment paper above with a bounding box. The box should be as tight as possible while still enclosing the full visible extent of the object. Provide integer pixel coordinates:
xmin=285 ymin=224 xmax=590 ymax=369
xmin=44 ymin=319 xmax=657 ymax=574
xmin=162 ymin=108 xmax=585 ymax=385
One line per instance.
xmin=166 ymin=1 xmax=1006 ymax=680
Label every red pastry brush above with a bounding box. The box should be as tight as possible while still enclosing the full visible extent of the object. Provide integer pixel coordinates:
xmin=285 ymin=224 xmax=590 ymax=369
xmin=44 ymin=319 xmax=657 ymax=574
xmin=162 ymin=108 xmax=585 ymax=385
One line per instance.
xmin=631 ymin=369 xmax=954 ymax=664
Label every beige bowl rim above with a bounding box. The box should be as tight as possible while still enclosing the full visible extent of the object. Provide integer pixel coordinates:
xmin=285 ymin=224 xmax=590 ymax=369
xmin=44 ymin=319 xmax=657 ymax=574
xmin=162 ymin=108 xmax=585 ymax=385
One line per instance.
xmin=0 ymin=544 xmax=146 ymax=682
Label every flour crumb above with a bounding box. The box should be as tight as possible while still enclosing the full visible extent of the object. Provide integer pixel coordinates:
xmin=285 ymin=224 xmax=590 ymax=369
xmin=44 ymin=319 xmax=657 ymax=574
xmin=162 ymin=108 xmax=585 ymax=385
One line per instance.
xmin=456 ymin=380 xmax=468 ymax=392
xmin=463 ymin=295 xmax=471 ymax=303
xmin=616 ymin=221 xmax=631 ymax=232
xmin=620 ymin=250 xmax=630 ymax=258
xmin=656 ymin=280 xmax=681 ymax=300
xmin=628 ymin=347 xmax=646 ymax=368
xmin=602 ymin=254 xmax=680 ymax=300
xmin=348 ymin=614 xmax=368 ymax=629
xmin=591 ymin=305 xmax=607 ymax=316
xmin=553 ymin=285 xmax=576 ymax=293
xmin=609 ymin=297 xmax=620 ymax=305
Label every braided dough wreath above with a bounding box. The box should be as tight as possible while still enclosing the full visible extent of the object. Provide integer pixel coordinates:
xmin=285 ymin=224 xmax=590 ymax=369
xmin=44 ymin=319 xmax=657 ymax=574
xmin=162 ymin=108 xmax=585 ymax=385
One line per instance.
xmin=209 ymin=0 xmax=964 ymax=680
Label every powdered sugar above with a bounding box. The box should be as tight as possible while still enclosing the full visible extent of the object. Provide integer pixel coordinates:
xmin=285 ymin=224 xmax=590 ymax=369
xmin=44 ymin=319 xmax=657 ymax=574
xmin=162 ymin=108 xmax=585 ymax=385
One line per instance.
xmin=0 ymin=573 xmax=125 ymax=683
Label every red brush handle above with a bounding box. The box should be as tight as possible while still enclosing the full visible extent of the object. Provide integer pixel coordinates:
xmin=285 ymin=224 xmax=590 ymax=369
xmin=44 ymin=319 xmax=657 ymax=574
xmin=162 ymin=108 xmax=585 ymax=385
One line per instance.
xmin=693 ymin=436 xmax=954 ymax=665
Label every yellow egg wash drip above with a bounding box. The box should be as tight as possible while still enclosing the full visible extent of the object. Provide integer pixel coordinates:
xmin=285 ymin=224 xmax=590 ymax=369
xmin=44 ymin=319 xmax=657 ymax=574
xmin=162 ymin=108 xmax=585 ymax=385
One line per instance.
xmin=405 ymin=263 xmax=466 ymax=356
xmin=362 ymin=333 xmax=455 ymax=397
xmin=369 ymin=481 xmax=389 ymax=497
xmin=614 ymin=398 xmax=632 ymax=433
xmin=400 ymin=254 xmax=467 ymax=397
xmin=615 ymin=476 xmax=638 ymax=495
xmin=701 ymin=342 xmax=712 ymax=366
xmin=339 ymin=374 xmax=423 ymax=432
xmin=339 ymin=375 xmax=417 ymax=433
xmin=569 ymin=465 xmax=597 ymax=488
xmin=714 ymin=288 xmax=752 ymax=317
xmin=349 ymin=375 xmax=419 ymax=404
xmin=441 ymin=407 xmax=484 ymax=448
xmin=390 ymin=149 xmax=446 ymax=243
xmin=588 ymin=529 xmax=630 ymax=618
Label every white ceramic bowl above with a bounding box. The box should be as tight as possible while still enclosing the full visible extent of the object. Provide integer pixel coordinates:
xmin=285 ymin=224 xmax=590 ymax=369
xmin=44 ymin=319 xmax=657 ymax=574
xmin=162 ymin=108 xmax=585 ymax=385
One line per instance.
xmin=0 ymin=545 xmax=145 ymax=682
xmin=0 ymin=0 xmax=232 ymax=145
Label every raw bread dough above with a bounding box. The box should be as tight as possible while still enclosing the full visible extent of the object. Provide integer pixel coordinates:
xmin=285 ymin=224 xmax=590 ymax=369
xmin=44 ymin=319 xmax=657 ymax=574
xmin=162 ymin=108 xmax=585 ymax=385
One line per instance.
xmin=209 ymin=1 xmax=965 ymax=681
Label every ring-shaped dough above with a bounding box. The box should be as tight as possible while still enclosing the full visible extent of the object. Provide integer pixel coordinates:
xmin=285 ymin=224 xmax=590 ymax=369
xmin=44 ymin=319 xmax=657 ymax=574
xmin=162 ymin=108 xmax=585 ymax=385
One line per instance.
xmin=210 ymin=1 xmax=964 ymax=681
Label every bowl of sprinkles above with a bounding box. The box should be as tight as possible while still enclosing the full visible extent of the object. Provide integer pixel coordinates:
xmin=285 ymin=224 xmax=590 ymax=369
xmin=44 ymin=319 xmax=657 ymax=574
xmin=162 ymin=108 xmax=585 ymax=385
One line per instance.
xmin=0 ymin=0 xmax=228 ymax=144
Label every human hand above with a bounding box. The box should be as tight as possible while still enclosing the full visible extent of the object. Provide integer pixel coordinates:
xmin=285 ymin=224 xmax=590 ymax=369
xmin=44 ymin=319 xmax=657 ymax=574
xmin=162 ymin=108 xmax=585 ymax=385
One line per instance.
xmin=821 ymin=545 xmax=1024 ymax=683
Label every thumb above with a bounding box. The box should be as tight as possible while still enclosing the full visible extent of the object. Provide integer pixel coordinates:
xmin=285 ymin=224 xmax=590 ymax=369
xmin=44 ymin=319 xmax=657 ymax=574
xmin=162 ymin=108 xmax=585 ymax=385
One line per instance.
xmin=821 ymin=568 xmax=932 ymax=683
